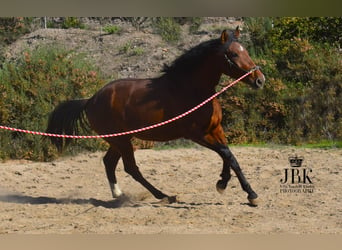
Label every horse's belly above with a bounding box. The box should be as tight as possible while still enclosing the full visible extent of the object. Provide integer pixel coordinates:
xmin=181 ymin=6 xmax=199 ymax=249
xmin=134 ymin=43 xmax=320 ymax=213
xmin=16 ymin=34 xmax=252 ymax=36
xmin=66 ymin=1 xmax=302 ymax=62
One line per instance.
xmin=133 ymin=122 xmax=185 ymax=142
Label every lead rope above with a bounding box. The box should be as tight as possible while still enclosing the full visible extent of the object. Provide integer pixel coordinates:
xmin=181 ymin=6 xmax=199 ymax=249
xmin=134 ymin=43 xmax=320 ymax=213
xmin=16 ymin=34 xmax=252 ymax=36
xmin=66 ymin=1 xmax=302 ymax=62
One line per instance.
xmin=0 ymin=69 xmax=256 ymax=139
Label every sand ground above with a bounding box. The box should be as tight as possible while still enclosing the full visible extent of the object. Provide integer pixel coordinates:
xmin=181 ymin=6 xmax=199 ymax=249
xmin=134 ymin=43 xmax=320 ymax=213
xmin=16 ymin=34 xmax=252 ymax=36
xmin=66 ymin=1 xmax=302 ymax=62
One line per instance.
xmin=0 ymin=146 xmax=341 ymax=234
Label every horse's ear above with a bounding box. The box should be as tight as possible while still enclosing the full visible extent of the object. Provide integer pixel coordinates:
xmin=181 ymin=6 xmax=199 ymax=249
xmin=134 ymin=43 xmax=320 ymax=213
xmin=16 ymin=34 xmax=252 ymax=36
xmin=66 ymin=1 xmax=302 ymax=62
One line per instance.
xmin=221 ymin=30 xmax=229 ymax=44
xmin=234 ymin=26 xmax=240 ymax=38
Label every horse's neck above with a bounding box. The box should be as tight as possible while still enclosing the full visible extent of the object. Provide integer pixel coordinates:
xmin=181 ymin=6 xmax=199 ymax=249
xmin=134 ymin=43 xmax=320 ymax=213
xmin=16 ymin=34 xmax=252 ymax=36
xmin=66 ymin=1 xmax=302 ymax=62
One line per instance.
xmin=187 ymin=65 xmax=222 ymax=94
xmin=158 ymin=60 xmax=223 ymax=96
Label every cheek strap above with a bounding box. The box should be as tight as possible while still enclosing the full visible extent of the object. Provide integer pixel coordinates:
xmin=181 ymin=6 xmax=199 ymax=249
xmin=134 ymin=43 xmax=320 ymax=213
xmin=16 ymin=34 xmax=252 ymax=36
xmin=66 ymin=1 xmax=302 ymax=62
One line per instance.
xmin=225 ymin=54 xmax=260 ymax=73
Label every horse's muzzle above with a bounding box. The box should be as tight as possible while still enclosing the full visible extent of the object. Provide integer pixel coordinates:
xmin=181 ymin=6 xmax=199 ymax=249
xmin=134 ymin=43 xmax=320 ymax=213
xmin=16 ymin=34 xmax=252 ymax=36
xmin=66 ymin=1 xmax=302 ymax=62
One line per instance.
xmin=254 ymin=72 xmax=265 ymax=89
xmin=255 ymin=77 xmax=265 ymax=89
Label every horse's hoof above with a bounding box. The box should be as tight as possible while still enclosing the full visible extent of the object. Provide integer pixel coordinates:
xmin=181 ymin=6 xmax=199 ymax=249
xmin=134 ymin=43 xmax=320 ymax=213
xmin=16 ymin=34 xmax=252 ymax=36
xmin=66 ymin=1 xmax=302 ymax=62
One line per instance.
xmin=216 ymin=186 xmax=225 ymax=194
xmin=160 ymin=195 xmax=177 ymax=204
xmin=247 ymin=192 xmax=258 ymax=206
xmin=248 ymin=197 xmax=259 ymax=207
xmin=216 ymin=180 xmax=227 ymax=194
xmin=168 ymin=196 xmax=177 ymax=204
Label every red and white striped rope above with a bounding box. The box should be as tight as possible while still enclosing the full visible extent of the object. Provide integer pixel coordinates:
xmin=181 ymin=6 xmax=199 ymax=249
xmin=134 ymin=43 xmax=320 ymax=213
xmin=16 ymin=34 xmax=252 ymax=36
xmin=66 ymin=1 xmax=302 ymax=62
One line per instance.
xmin=0 ymin=70 xmax=253 ymax=139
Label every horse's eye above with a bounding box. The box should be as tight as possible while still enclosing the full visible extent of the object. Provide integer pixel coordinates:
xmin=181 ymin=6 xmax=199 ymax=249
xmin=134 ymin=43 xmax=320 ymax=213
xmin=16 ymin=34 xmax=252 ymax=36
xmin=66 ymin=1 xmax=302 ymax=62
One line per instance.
xmin=230 ymin=52 xmax=238 ymax=58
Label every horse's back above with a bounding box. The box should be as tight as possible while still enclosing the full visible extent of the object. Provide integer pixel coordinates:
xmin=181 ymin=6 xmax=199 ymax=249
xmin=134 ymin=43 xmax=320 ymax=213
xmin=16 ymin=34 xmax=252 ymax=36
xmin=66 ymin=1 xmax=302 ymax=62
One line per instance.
xmin=85 ymin=78 xmax=151 ymax=135
xmin=85 ymin=77 xmax=223 ymax=142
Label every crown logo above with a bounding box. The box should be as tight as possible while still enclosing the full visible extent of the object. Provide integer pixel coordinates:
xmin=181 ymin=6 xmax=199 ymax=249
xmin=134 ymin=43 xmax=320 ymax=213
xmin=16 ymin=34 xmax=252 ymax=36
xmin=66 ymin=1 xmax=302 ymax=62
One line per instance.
xmin=288 ymin=155 xmax=304 ymax=167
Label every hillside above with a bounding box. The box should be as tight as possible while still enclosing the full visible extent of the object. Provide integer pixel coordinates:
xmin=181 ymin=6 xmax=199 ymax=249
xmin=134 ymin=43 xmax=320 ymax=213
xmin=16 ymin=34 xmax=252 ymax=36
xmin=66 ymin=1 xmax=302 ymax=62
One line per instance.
xmin=3 ymin=17 xmax=242 ymax=80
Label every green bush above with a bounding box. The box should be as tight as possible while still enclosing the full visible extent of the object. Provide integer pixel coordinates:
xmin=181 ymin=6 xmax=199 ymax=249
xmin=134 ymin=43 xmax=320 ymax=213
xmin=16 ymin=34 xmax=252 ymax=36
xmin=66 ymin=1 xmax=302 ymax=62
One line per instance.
xmin=47 ymin=17 xmax=85 ymax=29
xmin=0 ymin=17 xmax=33 ymax=45
xmin=122 ymin=17 xmax=149 ymax=31
xmin=61 ymin=17 xmax=85 ymax=29
xmin=243 ymin=17 xmax=273 ymax=56
xmin=152 ymin=17 xmax=181 ymax=43
xmin=270 ymin=17 xmax=341 ymax=48
xmin=119 ymin=42 xmax=145 ymax=56
xmin=188 ymin=17 xmax=203 ymax=34
xmin=0 ymin=46 xmax=106 ymax=161
xmin=103 ymin=24 xmax=122 ymax=34
xmin=172 ymin=17 xmax=203 ymax=34
xmin=0 ymin=17 xmax=33 ymax=64
xmin=220 ymin=18 xmax=341 ymax=146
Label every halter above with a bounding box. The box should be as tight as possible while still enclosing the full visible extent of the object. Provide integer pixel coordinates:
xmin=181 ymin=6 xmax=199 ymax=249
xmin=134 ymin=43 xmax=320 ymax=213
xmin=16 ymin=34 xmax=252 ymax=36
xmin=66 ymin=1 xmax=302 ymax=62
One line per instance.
xmin=225 ymin=53 xmax=260 ymax=73
xmin=223 ymin=34 xmax=260 ymax=74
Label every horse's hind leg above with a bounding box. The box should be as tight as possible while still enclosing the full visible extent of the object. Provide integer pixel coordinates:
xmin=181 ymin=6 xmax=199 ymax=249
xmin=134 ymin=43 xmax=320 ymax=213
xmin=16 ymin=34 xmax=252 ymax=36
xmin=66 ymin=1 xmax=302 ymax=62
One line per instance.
xmin=114 ymin=139 xmax=175 ymax=203
xmin=103 ymin=147 xmax=123 ymax=198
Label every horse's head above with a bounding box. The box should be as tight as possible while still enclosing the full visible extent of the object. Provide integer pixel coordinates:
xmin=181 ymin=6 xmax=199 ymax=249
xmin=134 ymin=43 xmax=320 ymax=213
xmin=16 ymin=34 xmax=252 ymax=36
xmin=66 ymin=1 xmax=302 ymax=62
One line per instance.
xmin=220 ymin=27 xmax=265 ymax=89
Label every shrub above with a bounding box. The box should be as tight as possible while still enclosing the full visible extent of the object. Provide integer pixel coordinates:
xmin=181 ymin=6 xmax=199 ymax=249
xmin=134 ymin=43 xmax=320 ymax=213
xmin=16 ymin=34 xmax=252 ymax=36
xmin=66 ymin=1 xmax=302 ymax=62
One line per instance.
xmin=188 ymin=17 xmax=203 ymax=34
xmin=243 ymin=17 xmax=273 ymax=56
xmin=121 ymin=17 xmax=150 ymax=31
xmin=0 ymin=17 xmax=33 ymax=45
xmin=103 ymin=24 xmax=122 ymax=34
xmin=119 ymin=42 xmax=145 ymax=56
xmin=46 ymin=17 xmax=85 ymax=29
xmin=0 ymin=17 xmax=33 ymax=64
xmin=223 ymin=17 xmax=341 ymax=146
xmin=152 ymin=17 xmax=181 ymax=43
xmin=0 ymin=45 xmax=106 ymax=161
xmin=61 ymin=17 xmax=85 ymax=29
xmin=219 ymin=40 xmax=341 ymax=146
xmin=171 ymin=17 xmax=203 ymax=34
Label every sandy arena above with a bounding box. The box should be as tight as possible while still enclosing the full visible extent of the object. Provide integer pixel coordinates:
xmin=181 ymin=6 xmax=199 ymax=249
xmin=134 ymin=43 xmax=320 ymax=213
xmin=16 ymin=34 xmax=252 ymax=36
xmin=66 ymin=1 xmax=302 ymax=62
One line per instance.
xmin=0 ymin=146 xmax=341 ymax=234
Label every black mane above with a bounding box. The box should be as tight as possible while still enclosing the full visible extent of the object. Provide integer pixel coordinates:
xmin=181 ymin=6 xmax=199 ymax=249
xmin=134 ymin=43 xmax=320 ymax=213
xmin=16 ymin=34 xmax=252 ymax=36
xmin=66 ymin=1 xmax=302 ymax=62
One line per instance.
xmin=161 ymin=38 xmax=225 ymax=79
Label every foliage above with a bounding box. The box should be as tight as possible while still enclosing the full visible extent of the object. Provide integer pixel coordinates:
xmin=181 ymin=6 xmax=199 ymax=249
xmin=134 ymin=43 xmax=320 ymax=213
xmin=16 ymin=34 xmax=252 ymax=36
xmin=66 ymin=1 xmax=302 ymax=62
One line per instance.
xmin=121 ymin=17 xmax=150 ymax=31
xmin=270 ymin=17 xmax=341 ymax=48
xmin=171 ymin=17 xmax=203 ymax=34
xmin=220 ymin=17 xmax=342 ymax=146
xmin=152 ymin=17 xmax=181 ymax=43
xmin=0 ymin=17 xmax=34 ymax=63
xmin=0 ymin=17 xmax=33 ymax=45
xmin=47 ymin=17 xmax=85 ymax=29
xmin=243 ymin=17 xmax=273 ymax=56
xmin=152 ymin=17 xmax=203 ymax=42
xmin=119 ymin=42 xmax=145 ymax=56
xmin=102 ymin=24 xmax=122 ymax=34
xmin=188 ymin=17 xmax=203 ymax=34
xmin=0 ymin=46 xmax=106 ymax=161
xmin=62 ymin=17 xmax=85 ymax=29
xmin=244 ymin=17 xmax=341 ymax=56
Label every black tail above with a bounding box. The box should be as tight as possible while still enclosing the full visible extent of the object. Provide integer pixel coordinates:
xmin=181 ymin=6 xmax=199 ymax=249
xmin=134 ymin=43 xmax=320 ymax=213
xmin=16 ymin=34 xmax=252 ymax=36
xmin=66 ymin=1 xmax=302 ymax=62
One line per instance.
xmin=46 ymin=99 xmax=89 ymax=152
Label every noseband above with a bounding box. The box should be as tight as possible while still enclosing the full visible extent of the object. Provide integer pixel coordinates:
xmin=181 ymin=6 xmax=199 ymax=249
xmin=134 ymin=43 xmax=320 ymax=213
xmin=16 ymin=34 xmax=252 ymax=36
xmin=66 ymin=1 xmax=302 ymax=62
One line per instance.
xmin=224 ymin=54 xmax=260 ymax=73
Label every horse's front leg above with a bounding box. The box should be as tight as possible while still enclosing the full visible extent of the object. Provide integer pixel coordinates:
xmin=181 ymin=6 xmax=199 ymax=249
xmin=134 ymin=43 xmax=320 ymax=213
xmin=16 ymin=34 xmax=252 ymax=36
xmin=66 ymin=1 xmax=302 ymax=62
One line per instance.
xmin=216 ymin=145 xmax=258 ymax=206
xmin=215 ymin=150 xmax=232 ymax=194
xmin=192 ymin=125 xmax=258 ymax=206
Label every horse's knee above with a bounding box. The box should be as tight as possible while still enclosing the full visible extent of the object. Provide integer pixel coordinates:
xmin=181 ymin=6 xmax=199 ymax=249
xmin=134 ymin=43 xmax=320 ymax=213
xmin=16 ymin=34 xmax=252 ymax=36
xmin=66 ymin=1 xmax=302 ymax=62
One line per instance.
xmin=218 ymin=146 xmax=234 ymax=161
xmin=218 ymin=147 xmax=244 ymax=178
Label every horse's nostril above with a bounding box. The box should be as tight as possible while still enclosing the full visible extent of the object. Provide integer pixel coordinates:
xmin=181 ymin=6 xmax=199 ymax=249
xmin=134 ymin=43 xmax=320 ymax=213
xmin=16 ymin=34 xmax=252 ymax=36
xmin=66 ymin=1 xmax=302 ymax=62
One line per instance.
xmin=255 ymin=78 xmax=264 ymax=88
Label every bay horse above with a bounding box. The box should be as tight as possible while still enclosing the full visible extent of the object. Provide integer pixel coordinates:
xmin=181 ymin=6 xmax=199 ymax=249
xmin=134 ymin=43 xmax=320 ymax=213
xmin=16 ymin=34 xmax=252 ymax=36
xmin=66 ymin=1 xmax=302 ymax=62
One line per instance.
xmin=46 ymin=27 xmax=265 ymax=206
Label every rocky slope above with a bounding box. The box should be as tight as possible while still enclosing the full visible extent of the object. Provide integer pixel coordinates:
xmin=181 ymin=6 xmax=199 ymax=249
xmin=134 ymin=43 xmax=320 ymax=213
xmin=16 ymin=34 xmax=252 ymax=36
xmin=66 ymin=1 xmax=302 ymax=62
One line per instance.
xmin=4 ymin=17 xmax=242 ymax=80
